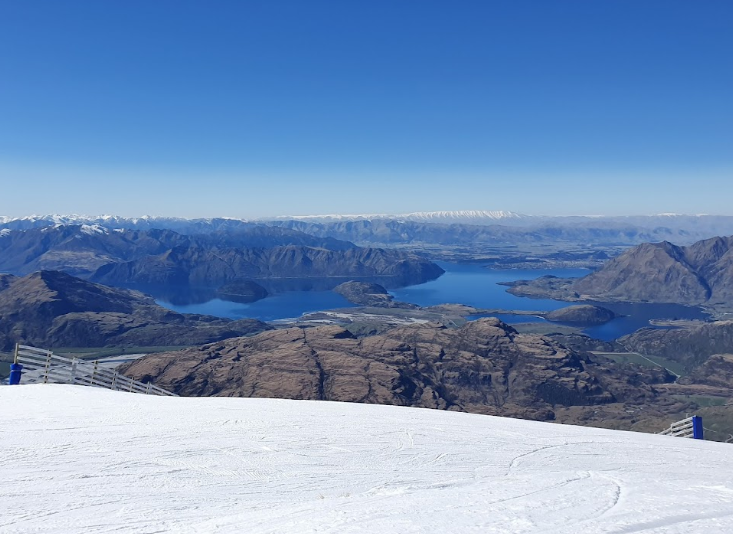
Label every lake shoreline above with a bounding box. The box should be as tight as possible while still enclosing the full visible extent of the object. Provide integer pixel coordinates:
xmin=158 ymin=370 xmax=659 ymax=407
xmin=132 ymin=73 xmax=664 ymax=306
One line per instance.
xmin=147 ymin=262 xmax=709 ymax=341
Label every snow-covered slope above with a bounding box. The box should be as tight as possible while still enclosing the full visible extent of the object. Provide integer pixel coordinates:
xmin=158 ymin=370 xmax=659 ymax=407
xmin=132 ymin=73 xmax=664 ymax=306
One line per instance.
xmin=2 ymin=385 xmax=732 ymax=533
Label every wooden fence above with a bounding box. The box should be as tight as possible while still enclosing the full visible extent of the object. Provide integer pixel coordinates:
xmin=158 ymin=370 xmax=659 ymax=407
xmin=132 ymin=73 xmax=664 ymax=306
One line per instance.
xmin=12 ymin=344 xmax=176 ymax=397
xmin=659 ymin=415 xmax=703 ymax=440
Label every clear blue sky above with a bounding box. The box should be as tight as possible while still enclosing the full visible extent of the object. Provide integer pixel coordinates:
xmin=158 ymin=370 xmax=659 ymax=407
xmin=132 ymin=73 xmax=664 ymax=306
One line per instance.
xmin=1 ymin=1 xmax=731 ymax=218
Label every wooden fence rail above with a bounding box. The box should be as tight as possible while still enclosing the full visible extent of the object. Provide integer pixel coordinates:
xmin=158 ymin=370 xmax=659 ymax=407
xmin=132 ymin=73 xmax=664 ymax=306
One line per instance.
xmin=12 ymin=345 xmax=176 ymax=397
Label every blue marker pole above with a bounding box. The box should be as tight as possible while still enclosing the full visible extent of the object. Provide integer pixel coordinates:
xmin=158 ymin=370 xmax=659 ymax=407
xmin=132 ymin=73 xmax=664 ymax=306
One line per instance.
xmin=9 ymin=344 xmax=23 ymax=385
xmin=692 ymin=416 xmax=704 ymax=440
xmin=9 ymin=363 xmax=23 ymax=385
xmin=8 ymin=343 xmax=23 ymax=386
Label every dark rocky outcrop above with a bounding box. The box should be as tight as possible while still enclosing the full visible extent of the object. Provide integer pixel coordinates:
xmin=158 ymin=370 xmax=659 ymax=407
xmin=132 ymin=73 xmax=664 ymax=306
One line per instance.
xmin=333 ymin=281 xmax=418 ymax=309
xmin=545 ymin=333 xmax=621 ymax=353
xmin=121 ymin=318 xmax=668 ymax=422
xmin=502 ymin=275 xmax=578 ymax=300
xmin=216 ymin=280 xmax=268 ymax=303
xmin=544 ymin=305 xmax=615 ymax=325
xmin=0 ymin=273 xmax=17 ymax=291
xmin=0 ymin=271 xmax=271 ymax=350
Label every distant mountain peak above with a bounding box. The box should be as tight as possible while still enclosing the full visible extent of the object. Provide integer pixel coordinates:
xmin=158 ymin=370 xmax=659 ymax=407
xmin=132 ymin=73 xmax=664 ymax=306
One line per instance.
xmin=399 ymin=210 xmax=528 ymax=220
xmin=80 ymin=224 xmax=109 ymax=235
xmin=272 ymin=210 xmax=530 ymax=224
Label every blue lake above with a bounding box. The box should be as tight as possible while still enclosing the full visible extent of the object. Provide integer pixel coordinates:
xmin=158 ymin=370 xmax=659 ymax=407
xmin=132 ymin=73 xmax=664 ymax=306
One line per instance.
xmin=156 ymin=291 xmax=356 ymax=322
xmin=152 ymin=262 xmax=708 ymax=340
xmin=391 ymin=263 xmax=708 ymax=340
xmin=390 ymin=263 xmax=590 ymax=310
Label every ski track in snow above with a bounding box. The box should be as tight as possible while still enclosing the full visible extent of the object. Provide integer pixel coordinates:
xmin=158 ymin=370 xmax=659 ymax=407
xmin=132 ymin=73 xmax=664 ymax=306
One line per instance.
xmin=1 ymin=385 xmax=733 ymax=533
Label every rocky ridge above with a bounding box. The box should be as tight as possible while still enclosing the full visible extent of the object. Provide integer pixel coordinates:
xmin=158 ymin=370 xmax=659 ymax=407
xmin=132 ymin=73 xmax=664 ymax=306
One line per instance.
xmin=0 ymin=225 xmax=443 ymax=289
xmin=0 ymin=271 xmax=270 ymax=350
xmin=91 ymin=245 xmax=443 ymax=288
xmin=620 ymin=320 xmax=733 ymax=372
xmin=505 ymin=235 xmax=733 ymax=308
xmin=121 ymin=319 xmax=674 ymax=423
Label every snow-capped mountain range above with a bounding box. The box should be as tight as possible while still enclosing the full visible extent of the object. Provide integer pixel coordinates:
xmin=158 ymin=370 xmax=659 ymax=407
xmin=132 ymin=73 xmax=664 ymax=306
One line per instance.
xmin=2 ymin=210 xmax=730 ymax=229
xmin=0 ymin=211 xmax=529 ymax=228
xmin=3 ymin=212 xmax=733 ymax=247
xmin=273 ymin=210 xmax=530 ymax=224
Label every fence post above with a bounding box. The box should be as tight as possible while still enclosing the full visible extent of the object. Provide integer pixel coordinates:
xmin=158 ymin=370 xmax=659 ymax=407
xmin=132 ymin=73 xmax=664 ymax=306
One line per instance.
xmin=70 ymin=359 xmax=78 ymax=384
xmin=692 ymin=416 xmax=704 ymax=440
xmin=43 ymin=349 xmax=52 ymax=384
xmin=111 ymin=371 xmax=118 ymax=390
xmin=145 ymin=382 xmax=152 ymax=395
xmin=91 ymin=361 xmax=99 ymax=386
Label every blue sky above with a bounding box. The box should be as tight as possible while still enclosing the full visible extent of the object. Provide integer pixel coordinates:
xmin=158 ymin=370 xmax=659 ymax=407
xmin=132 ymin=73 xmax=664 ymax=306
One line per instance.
xmin=0 ymin=1 xmax=731 ymax=217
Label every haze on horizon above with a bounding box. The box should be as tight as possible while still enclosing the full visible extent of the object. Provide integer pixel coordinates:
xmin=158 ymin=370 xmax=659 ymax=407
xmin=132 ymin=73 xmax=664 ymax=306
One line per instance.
xmin=1 ymin=1 xmax=731 ymax=218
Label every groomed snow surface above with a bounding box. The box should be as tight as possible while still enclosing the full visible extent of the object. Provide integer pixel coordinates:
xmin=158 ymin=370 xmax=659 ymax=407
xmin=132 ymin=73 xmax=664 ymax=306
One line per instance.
xmin=2 ymin=386 xmax=733 ymax=534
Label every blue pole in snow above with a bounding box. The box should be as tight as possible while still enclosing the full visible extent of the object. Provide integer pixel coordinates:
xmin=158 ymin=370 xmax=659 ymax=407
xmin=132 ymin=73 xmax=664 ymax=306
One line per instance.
xmin=8 ymin=343 xmax=23 ymax=385
xmin=692 ymin=416 xmax=704 ymax=440
xmin=9 ymin=363 xmax=23 ymax=385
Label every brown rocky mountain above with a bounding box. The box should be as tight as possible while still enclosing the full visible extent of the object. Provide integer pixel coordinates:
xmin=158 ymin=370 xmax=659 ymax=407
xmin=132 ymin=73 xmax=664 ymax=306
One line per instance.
xmin=506 ymin=235 xmax=733 ymax=307
xmin=0 ymin=225 xmax=443 ymax=289
xmin=620 ymin=320 xmax=733 ymax=371
xmin=0 ymin=271 xmax=270 ymax=351
xmin=572 ymin=241 xmax=713 ymax=303
xmin=0 ymin=225 xmax=358 ymax=277
xmin=91 ymin=245 xmax=443 ymax=287
xmin=0 ymin=226 xmax=192 ymax=277
xmin=616 ymin=320 xmax=733 ymax=441
xmin=121 ymin=319 xmax=675 ymax=425
xmin=681 ymin=353 xmax=733 ymax=389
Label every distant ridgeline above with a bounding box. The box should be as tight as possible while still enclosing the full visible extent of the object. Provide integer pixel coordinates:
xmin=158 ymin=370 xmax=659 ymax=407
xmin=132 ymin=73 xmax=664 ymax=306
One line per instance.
xmin=4 ymin=213 xmax=733 ymax=247
xmin=0 ymin=224 xmax=443 ymax=288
